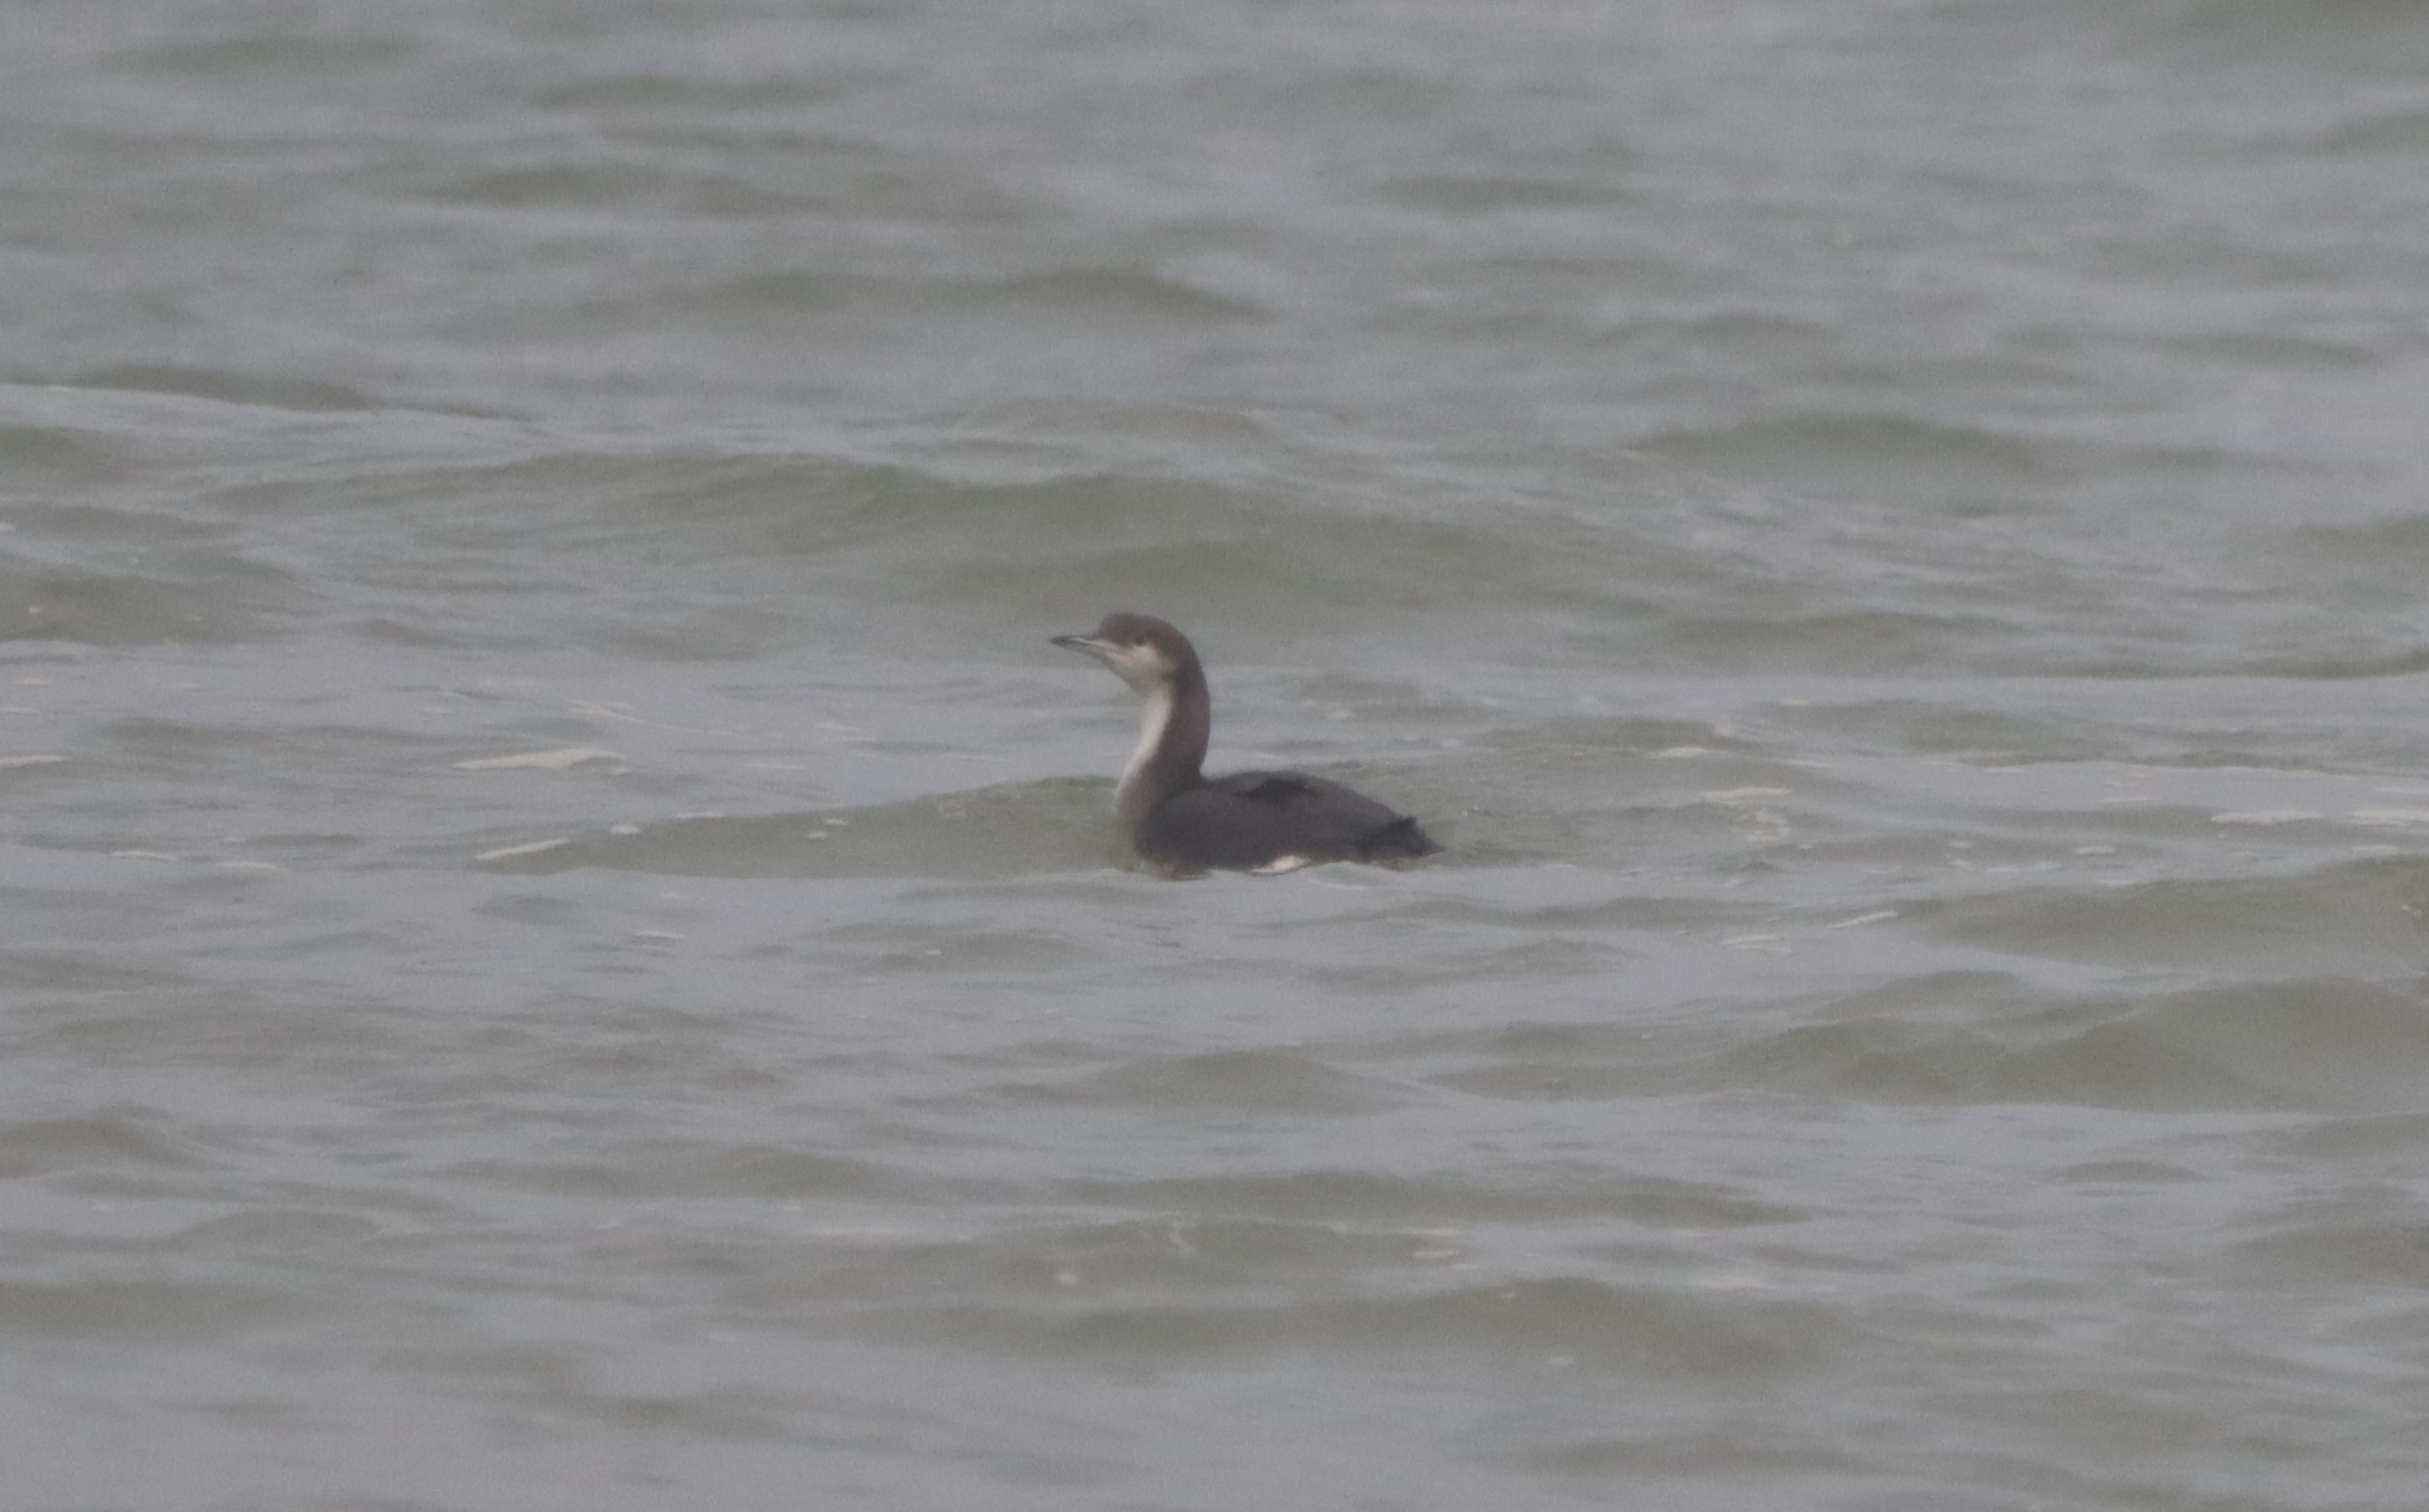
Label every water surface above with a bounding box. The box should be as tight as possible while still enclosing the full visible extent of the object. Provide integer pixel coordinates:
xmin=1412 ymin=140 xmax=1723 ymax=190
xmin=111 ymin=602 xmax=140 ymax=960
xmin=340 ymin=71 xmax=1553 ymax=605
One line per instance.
xmin=7 ymin=3 xmax=2429 ymax=1508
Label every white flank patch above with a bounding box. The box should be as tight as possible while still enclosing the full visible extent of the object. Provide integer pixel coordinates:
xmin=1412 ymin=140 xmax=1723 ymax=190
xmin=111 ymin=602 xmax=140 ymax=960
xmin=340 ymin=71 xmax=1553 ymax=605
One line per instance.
xmin=1248 ymin=855 xmax=1316 ymax=876
xmin=454 ymin=747 xmax=621 ymax=771
xmin=476 ymin=836 xmax=574 ymax=862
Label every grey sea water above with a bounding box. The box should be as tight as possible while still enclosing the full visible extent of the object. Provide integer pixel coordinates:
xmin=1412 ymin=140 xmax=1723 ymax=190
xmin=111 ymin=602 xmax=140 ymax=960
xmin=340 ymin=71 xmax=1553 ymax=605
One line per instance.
xmin=7 ymin=2 xmax=2429 ymax=1508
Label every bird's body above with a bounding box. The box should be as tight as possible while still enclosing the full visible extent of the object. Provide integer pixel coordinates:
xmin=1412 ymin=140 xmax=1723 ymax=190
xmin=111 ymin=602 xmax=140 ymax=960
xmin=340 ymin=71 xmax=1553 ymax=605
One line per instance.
xmin=1052 ymin=612 xmax=1440 ymax=877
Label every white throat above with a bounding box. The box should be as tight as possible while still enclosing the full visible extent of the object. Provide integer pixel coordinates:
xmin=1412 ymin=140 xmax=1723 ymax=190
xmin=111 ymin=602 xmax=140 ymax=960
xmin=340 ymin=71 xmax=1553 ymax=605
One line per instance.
xmin=1114 ymin=682 xmax=1175 ymax=815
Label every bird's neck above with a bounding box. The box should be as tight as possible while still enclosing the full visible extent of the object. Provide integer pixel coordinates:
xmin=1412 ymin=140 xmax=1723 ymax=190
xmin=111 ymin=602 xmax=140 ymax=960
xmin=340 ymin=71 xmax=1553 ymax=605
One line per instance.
xmin=1115 ymin=668 xmax=1209 ymax=824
